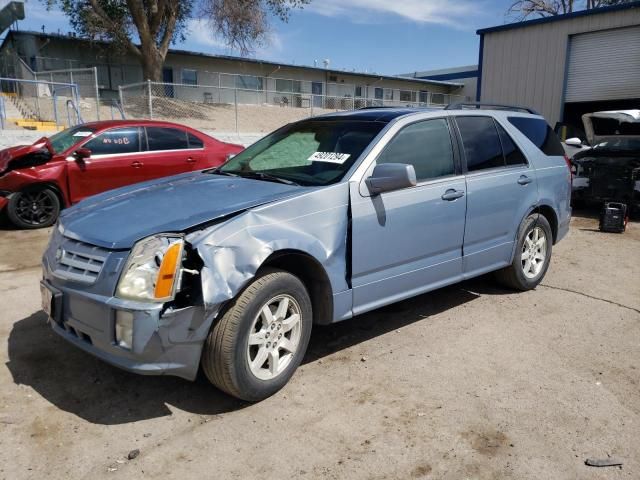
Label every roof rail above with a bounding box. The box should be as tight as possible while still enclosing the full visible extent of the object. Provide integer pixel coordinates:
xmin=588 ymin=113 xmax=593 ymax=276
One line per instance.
xmin=445 ymin=102 xmax=539 ymax=115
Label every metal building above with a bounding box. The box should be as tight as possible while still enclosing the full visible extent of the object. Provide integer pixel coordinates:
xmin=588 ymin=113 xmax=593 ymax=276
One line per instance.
xmin=476 ymin=2 xmax=640 ymax=128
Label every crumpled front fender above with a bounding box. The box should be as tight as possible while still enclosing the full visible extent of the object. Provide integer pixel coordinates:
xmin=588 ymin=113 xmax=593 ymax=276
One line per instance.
xmin=186 ymin=182 xmax=351 ymax=323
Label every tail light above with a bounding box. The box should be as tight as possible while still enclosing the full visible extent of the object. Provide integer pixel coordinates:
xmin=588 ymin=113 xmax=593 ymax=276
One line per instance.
xmin=564 ymin=155 xmax=573 ymax=182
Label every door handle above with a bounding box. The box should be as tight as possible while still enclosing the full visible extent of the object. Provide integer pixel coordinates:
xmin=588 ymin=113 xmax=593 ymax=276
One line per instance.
xmin=518 ymin=175 xmax=533 ymax=185
xmin=441 ymin=189 xmax=465 ymax=201
xmin=186 ymin=157 xmax=196 ymax=163
xmin=131 ymin=161 xmax=143 ymax=168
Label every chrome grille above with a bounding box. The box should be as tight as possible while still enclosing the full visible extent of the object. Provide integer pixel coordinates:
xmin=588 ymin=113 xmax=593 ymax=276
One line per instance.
xmin=53 ymin=238 xmax=109 ymax=284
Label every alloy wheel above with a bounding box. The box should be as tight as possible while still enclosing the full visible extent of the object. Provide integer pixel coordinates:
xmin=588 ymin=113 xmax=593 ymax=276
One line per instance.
xmin=521 ymin=226 xmax=547 ymax=279
xmin=14 ymin=191 xmax=57 ymax=227
xmin=247 ymin=294 xmax=302 ymax=381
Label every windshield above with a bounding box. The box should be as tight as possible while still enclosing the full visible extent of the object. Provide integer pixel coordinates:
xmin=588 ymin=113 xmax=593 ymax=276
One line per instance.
xmin=220 ymin=120 xmax=386 ymax=186
xmin=593 ymin=137 xmax=640 ymax=152
xmin=47 ymin=125 xmax=98 ymax=154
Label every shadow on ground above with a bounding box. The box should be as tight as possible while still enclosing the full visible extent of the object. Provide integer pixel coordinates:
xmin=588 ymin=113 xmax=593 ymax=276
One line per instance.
xmin=5 ymin=276 xmax=508 ymax=425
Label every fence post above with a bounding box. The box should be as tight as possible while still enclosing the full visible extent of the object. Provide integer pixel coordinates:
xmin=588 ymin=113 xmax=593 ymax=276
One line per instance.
xmin=147 ymin=79 xmax=153 ymax=118
xmin=0 ymin=96 xmax=5 ymax=130
xmin=234 ymin=87 xmax=238 ymax=135
xmin=118 ymin=85 xmax=125 ymax=117
xmin=93 ymin=66 xmax=100 ymax=121
xmin=52 ymin=91 xmax=59 ymax=128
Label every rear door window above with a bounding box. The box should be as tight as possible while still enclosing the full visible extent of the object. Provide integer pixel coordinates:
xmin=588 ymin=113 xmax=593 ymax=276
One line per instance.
xmin=84 ymin=127 xmax=141 ymax=155
xmin=456 ymin=116 xmax=504 ymax=172
xmin=187 ymin=133 xmax=204 ymax=148
xmin=495 ymin=121 xmax=528 ymax=166
xmin=146 ymin=127 xmax=189 ymax=151
xmin=377 ymin=118 xmax=455 ymax=182
xmin=508 ymin=117 xmax=565 ymax=156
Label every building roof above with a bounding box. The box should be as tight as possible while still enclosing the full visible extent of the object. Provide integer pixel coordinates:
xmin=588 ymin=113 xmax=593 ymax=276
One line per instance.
xmin=400 ymin=64 xmax=479 ymax=81
xmin=2 ymin=30 xmax=463 ymax=88
xmin=477 ymin=0 xmax=640 ymax=35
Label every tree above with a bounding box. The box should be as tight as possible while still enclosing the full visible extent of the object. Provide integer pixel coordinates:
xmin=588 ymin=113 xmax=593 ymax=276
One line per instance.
xmin=45 ymin=0 xmax=309 ymax=81
xmin=507 ymin=0 xmax=633 ymax=20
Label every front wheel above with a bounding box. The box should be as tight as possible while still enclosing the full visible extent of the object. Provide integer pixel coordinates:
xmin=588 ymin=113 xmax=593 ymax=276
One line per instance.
xmin=7 ymin=188 xmax=60 ymax=229
xmin=495 ymin=214 xmax=553 ymax=291
xmin=201 ymin=268 xmax=312 ymax=402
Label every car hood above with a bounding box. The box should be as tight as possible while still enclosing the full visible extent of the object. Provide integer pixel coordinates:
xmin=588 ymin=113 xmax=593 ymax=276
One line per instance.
xmin=582 ymin=109 xmax=640 ymax=145
xmin=59 ymin=172 xmax=304 ymax=249
xmin=0 ymin=140 xmax=51 ymax=174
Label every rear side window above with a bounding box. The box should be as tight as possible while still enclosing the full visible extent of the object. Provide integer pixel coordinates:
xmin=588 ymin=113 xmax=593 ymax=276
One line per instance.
xmin=495 ymin=122 xmax=527 ymax=166
xmin=84 ymin=127 xmax=140 ymax=155
xmin=377 ymin=119 xmax=455 ymax=182
xmin=456 ymin=116 xmax=504 ymax=172
xmin=508 ymin=117 xmax=565 ymax=156
xmin=188 ymin=133 xmax=204 ymax=148
xmin=146 ymin=127 xmax=189 ymax=151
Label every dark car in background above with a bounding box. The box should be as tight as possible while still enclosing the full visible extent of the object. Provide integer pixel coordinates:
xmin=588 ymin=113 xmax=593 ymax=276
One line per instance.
xmin=0 ymin=120 xmax=244 ymax=229
xmin=569 ymin=110 xmax=640 ymax=211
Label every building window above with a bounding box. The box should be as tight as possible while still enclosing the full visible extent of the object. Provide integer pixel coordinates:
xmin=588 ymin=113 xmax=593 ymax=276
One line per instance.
xmin=355 ymin=86 xmax=363 ymax=97
xmin=276 ymin=78 xmax=302 ymax=93
xmin=384 ymin=89 xmax=393 ymax=101
xmin=236 ymin=75 xmax=263 ymax=91
xmin=374 ymin=87 xmax=383 ymax=100
xmin=400 ymin=90 xmax=416 ymax=102
xmin=181 ymin=69 xmax=198 ymax=86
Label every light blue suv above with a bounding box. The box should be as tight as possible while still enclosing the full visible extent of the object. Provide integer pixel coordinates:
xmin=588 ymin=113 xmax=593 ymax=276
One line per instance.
xmin=41 ymin=105 xmax=572 ymax=401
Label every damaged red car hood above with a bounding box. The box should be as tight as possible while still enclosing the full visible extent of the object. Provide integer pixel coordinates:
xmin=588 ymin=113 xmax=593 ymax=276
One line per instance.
xmin=0 ymin=140 xmax=52 ymax=173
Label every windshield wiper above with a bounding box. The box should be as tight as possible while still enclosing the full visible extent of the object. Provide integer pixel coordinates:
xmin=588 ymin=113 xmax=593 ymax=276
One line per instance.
xmin=225 ymin=170 xmax=300 ymax=186
xmin=206 ymin=167 xmax=238 ymax=177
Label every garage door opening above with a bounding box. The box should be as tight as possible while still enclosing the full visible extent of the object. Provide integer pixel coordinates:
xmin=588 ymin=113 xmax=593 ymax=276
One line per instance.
xmin=560 ymin=99 xmax=640 ymax=141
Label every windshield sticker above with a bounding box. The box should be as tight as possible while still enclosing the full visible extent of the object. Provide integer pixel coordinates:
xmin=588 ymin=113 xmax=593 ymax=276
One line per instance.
xmin=72 ymin=131 xmax=93 ymax=137
xmin=308 ymin=152 xmax=351 ymax=164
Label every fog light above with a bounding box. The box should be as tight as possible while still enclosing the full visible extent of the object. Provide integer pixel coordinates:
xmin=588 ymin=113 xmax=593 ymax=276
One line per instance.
xmin=115 ymin=311 xmax=134 ymax=349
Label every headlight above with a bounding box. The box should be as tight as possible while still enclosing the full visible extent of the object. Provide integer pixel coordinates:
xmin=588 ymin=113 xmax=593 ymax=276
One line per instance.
xmin=116 ymin=235 xmax=184 ymax=302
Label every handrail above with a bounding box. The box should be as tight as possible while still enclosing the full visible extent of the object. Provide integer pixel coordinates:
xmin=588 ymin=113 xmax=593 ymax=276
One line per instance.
xmin=110 ymin=99 xmax=126 ymax=119
xmin=0 ymin=95 xmax=6 ymax=129
xmin=0 ymin=76 xmax=76 ymax=88
xmin=65 ymin=99 xmax=83 ymax=126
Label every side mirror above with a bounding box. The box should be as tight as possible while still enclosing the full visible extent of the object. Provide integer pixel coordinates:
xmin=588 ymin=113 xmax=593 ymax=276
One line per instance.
xmin=565 ymin=137 xmax=582 ymax=148
xmin=365 ymin=163 xmax=417 ymax=195
xmin=74 ymin=147 xmax=91 ymax=160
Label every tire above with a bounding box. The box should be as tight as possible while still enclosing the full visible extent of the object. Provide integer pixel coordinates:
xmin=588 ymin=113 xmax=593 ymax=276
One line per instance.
xmin=495 ymin=213 xmax=553 ymax=291
xmin=7 ymin=187 xmax=60 ymax=229
xmin=202 ymin=268 xmax=313 ymax=402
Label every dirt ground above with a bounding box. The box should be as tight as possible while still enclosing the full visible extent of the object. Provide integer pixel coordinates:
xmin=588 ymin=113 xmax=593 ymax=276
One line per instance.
xmin=0 ymin=212 xmax=638 ymax=480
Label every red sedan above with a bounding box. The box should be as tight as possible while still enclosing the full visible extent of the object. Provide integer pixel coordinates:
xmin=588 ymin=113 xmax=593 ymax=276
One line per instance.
xmin=0 ymin=120 xmax=244 ymax=228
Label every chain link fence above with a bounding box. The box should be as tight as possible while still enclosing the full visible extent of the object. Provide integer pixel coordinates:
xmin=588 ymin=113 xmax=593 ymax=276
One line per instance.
xmin=33 ymin=67 xmax=102 ymax=122
xmin=0 ymin=77 xmax=81 ymax=129
xmin=120 ymin=80 xmax=464 ymax=134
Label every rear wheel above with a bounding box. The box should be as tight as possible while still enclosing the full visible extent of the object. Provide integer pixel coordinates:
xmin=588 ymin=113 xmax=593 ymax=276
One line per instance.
xmin=7 ymin=188 xmax=60 ymax=229
xmin=201 ymin=269 xmax=312 ymax=402
xmin=495 ymin=214 xmax=552 ymax=291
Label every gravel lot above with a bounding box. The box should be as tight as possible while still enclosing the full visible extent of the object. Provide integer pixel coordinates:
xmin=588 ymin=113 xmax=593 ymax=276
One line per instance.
xmin=0 ymin=212 xmax=638 ymax=480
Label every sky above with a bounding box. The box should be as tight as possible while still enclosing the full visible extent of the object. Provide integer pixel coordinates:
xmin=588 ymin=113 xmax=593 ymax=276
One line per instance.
xmin=3 ymin=0 xmax=518 ymax=75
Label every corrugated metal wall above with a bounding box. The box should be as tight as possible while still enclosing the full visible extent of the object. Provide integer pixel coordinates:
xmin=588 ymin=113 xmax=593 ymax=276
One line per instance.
xmin=480 ymin=8 xmax=640 ymax=125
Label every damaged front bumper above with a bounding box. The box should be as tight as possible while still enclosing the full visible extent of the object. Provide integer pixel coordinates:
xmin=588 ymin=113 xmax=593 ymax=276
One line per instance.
xmin=0 ymin=191 xmax=10 ymax=211
xmin=41 ymin=230 xmax=210 ymax=381
xmin=41 ymin=278 xmax=207 ymax=380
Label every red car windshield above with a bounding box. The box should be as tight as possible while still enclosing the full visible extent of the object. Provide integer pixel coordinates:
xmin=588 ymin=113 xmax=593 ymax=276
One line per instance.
xmin=47 ymin=126 xmax=98 ymax=154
